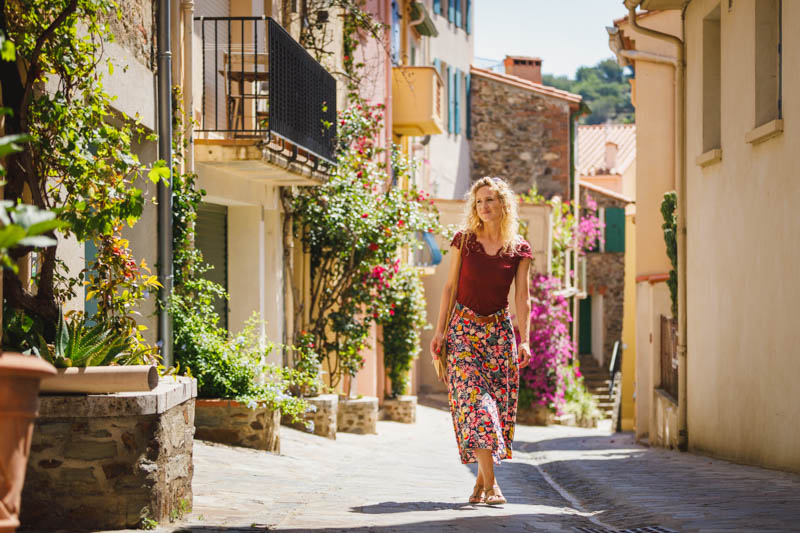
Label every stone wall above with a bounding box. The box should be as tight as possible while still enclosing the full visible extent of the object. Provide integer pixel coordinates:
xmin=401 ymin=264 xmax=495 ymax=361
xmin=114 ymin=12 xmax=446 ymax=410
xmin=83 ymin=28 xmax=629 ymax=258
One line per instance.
xmin=195 ymin=400 xmax=280 ymax=452
xmin=22 ymin=378 xmax=196 ymax=530
xmin=586 ymin=190 xmax=628 ymax=365
xmin=337 ymin=397 xmax=378 ymax=434
xmin=471 ymin=74 xmax=573 ymax=199
xmin=105 ymin=0 xmax=155 ymax=70
xmin=379 ymin=396 xmax=416 ymax=423
xmin=282 ymin=394 xmax=339 ymax=439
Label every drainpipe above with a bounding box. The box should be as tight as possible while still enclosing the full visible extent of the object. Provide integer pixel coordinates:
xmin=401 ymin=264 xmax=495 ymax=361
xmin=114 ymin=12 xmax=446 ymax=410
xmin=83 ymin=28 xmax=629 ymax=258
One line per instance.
xmin=385 ymin=0 xmax=393 ymax=170
xmin=157 ymin=1 xmax=174 ymax=368
xmin=182 ymin=0 xmax=194 ymax=174
xmin=623 ymin=1 xmax=688 ymax=451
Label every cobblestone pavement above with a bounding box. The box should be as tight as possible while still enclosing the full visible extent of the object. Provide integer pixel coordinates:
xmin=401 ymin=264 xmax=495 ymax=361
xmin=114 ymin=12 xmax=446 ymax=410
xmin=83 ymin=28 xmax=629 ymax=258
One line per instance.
xmin=141 ymin=400 xmax=800 ymax=533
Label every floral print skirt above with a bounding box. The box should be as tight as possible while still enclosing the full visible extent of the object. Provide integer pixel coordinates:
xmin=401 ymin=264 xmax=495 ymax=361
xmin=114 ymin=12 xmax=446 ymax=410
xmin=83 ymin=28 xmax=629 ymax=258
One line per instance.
xmin=445 ymin=302 xmax=519 ymax=465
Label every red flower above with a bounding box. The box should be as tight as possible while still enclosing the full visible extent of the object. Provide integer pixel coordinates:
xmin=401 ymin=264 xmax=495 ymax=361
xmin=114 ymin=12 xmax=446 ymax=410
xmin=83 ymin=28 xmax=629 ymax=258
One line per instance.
xmin=369 ymin=243 xmax=379 ymax=251
xmin=397 ymin=220 xmax=404 ymax=227
xmin=389 ymin=309 xmax=395 ymax=316
xmin=361 ymin=213 xmax=368 ymax=218
xmin=373 ymin=312 xmax=379 ymax=318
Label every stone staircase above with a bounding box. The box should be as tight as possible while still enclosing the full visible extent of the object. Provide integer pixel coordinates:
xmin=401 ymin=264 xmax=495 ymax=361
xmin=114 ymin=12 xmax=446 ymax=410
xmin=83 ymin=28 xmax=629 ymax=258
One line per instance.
xmin=578 ymin=354 xmax=619 ymax=423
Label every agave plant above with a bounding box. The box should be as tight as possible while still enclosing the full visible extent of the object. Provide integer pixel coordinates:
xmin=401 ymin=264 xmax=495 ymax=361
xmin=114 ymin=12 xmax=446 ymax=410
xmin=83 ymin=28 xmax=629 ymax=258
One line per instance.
xmin=31 ymin=312 xmax=132 ymax=368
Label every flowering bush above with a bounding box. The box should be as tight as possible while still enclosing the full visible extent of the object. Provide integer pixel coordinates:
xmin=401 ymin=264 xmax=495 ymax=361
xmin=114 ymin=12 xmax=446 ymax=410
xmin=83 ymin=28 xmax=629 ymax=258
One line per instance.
xmin=289 ymin=100 xmax=441 ymax=388
xmin=375 ymin=265 xmax=427 ymax=398
xmin=516 ymin=274 xmax=576 ymax=414
xmin=577 ymin=193 xmax=605 ymax=252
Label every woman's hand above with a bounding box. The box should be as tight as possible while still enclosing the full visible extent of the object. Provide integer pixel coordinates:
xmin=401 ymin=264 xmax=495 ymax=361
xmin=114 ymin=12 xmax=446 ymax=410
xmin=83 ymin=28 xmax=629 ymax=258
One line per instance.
xmin=518 ymin=341 xmax=531 ymax=369
xmin=430 ymin=332 xmax=444 ymax=360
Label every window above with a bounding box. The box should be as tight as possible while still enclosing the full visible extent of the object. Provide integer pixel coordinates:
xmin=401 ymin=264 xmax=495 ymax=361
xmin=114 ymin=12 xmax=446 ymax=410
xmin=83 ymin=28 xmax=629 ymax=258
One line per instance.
xmin=433 ymin=0 xmax=441 ymax=15
xmin=196 ymin=203 xmax=229 ymax=331
xmin=465 ymin=0 xmax=471 ymax=34
xmin=448 ymin=0 xmax=455 ymax=24
xmin=391 ymin=1 xmax=401 ymax=65
xmin=455 ymin=0 xmax=462 ymax=27
xmin=702 ymin=5 xmax=721 ymax=152
xmin=755 ymin=0 xmax=781 ymax=126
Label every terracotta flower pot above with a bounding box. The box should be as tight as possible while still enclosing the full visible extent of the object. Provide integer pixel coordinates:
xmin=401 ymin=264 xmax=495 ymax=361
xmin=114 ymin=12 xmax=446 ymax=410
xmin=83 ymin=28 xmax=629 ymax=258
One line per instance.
xmin=0 ymin=353 xmax=56 ymax=533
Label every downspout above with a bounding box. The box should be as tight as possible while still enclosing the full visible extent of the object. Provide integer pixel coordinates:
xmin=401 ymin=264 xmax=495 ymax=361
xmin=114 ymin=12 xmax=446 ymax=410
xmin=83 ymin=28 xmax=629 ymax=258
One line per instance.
xmin=385 ymin=0 xmax=393 ymax=170
xmin=624 ymin=2 xmax=688 ymax=451
xmin=157 ymin=1 xmax=174 ymax=367
xmin=182 ymin=0 xmax=194 ymax=174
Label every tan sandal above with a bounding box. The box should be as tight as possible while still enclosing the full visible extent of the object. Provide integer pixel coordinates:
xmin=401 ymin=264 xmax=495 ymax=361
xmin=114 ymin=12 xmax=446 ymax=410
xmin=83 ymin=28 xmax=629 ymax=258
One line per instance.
xmin=468 ymin=484 xmax=485 ymax=504
xmin=484 ymin=485 xmax=506 ymax=505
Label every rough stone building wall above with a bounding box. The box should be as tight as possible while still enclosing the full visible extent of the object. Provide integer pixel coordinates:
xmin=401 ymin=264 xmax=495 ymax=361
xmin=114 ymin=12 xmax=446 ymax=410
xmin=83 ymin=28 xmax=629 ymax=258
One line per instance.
xmin=105 ymin=0 xmax=155 ymax=70
xmin=471 ymin=75 xmax=572 ymax=199
xmin=585 ymin=191 xmax=627 ymax=364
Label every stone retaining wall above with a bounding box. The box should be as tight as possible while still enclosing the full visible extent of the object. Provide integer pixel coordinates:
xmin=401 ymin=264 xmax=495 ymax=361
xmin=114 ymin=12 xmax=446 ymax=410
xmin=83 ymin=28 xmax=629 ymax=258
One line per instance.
xmin=22 ymin=378 xmax=197 ymax=530
xmin=380 ymin=396 xmax=417 ymax=423
xmin=282 ymin=394 xmax=338 ymax=439
xmin=337 ymin=397 xmax=378 ymax=434
xmin=195 ymin=399 xmax=280 ymax=452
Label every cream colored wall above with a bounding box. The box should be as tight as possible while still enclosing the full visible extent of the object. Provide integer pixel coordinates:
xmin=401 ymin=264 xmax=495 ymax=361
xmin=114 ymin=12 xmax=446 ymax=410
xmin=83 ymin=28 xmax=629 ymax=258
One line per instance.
xmin=417 ymin=199 xmax=552 ymax=394
xmin=683 ymin=0 xmax=800 ymax=472
xmin=197 ymin=165 xmax=286 ymax=365
xmin=621 ymin=160 xmax=636 ymax=200
xmin=619 ymin=11 xmax=681 ymax=441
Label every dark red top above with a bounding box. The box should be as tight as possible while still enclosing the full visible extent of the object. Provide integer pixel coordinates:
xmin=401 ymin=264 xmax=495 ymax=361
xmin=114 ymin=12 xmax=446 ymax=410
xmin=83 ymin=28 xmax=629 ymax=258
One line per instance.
xmin=451 ymin=231 xmax=532 ymax=316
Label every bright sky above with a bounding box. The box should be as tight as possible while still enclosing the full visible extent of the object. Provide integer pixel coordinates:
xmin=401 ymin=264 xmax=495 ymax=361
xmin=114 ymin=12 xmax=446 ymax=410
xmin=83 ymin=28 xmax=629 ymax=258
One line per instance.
xmin=474 ymin=0 xmax=629 ymax=78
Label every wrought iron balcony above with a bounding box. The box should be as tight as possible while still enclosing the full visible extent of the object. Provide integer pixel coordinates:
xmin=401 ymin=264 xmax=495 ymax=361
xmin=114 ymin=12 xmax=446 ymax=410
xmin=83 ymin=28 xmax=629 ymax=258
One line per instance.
xmin=194 ymin=16 xmax=337 ymax=164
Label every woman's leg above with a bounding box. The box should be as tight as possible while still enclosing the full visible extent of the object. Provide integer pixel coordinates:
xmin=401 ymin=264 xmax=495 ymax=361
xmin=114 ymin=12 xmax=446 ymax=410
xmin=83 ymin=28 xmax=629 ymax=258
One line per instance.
xmin=475 ymin=448 xmax=495 ymax=488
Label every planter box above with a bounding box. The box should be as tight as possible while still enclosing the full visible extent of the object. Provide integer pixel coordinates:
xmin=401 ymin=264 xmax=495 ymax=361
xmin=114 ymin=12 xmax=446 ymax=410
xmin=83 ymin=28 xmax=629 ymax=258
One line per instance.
xmin=281 ymin=394 xmax=338 ymax=439
xmin=516 ymin=404 xmax=555 ymax=426
xmin=22 ymin=377 xmax=197 ymax=530
xmin=337 ymin=396 xmax=378 ymax=434
xmin=380 ymin=395 xmax=417 ymax=423
xmin=195 ymin=399 xmax=280 ymax=452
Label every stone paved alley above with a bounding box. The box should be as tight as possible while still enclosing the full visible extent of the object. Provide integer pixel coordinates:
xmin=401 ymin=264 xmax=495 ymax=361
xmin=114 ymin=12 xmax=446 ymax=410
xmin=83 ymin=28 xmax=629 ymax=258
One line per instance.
xmin=125 ymin=402 xmax=800 ymax=533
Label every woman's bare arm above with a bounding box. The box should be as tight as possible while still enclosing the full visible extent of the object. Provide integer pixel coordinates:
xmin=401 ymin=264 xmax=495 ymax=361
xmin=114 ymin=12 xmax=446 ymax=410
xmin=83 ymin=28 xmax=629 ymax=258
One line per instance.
xmin=514 ymin=258 xmax=532 ymax=367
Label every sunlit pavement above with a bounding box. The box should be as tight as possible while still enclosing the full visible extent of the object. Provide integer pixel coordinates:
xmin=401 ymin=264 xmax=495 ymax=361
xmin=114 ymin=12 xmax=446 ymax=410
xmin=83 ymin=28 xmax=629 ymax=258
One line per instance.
xmin=135 ymin=401 xmax=800 ymax=533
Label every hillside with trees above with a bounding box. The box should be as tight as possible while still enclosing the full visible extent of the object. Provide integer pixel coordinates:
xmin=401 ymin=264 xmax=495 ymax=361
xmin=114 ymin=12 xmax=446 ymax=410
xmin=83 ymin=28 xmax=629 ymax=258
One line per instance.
xmin=543 ymin=58 xmax=634 ymax=125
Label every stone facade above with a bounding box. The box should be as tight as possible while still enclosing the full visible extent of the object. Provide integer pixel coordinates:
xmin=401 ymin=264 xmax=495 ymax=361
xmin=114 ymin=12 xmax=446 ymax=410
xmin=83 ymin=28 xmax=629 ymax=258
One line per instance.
xmin=105 ymin=0 xmax=155 ymax=70
xmin=195 ymin=400 xmax=280 ymax=452
xmin=470 ymin=72 xmax=576 ymax=199
xmin=22 ymin=378 xmax=196 ymax=530
xmin=337 ymin=397 xmax=378 ymax=434
xmin=379 ymin=396 xmax=417 ymax=423
xmin=586 ymin=191 xmax=627 ymax=365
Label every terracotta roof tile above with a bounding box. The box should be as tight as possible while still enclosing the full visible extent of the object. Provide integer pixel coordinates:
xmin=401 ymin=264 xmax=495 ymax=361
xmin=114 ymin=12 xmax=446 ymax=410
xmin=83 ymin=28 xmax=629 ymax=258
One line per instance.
xmin=469 ymin=66 xmax=582 ymax=104
xmin=577 ymin=123 xmax=636 ymax=177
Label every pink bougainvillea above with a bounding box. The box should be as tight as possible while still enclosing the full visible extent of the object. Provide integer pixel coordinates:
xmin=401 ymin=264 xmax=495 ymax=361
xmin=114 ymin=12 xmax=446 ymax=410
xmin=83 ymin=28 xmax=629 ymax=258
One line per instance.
xmin=516 ymin=274 xmax=577 ymax=414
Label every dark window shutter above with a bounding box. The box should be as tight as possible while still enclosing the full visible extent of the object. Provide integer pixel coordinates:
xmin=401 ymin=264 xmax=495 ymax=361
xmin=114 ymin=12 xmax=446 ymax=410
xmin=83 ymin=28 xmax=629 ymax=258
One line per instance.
xmin=465 ymin=73 xmax=471 ymax=138
xmin=465 ymin=0 xmax=472 ymax=33
xmin=448 ymin=0 xmax=455 ymax=23
xmin=454 ymin=69 xmax=461 ymax=134
xmin=455 ymin=0 xmax=462 ymax=27
xmin=579 ymin=296 xmax=592 ymax=355
xmin=447 ymin=65 xmax=454 ymax=133
xmin=605 ymin=207 xmax=626 ymax=253
xmin=433 ymin=0 xmax=441 ymax=15
xmin=196 ymin=203 xmax=229 ymax=330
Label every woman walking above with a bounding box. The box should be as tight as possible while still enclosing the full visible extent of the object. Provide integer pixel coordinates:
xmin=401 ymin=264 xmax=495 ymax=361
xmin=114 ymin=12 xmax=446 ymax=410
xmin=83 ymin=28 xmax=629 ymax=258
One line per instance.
xmin=429 ymin=176 xmax=532 ymax=506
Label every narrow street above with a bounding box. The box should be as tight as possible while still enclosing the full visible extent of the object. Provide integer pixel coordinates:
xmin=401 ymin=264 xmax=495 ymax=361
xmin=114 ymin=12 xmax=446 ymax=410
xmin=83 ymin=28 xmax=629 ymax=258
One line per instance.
xmin=143 ymin=401 xmax=800 ymax=533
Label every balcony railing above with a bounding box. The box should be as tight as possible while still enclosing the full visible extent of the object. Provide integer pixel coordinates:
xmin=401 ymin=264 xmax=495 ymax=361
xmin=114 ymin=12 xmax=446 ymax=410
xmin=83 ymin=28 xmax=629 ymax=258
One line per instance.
xmin=194 ymin=16 xmax=337 ymax=163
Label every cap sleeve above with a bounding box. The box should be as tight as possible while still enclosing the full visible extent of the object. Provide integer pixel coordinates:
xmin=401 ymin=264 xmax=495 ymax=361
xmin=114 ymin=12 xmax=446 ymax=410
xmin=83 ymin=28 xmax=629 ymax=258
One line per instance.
xmin=517 ymin=239 xmax=533 ymax=259
xmin=450 ymin=230 xmax=465 ymax=249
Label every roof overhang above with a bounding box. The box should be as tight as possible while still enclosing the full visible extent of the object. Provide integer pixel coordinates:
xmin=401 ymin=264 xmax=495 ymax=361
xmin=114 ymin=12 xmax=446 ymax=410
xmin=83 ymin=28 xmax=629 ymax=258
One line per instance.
xmin=409 ymin=1 xmax=438 ymax=37
xmin=636 ymin=0 xmax=687 ymax=10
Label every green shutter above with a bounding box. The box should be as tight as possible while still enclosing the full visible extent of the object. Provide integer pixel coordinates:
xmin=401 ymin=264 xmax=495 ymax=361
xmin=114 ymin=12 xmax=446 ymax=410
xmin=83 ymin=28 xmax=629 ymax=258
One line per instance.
xmin=454 ymin=69 xmax=461 ymax=134
xmin=579 ymin=296 xmax=592 ymax=355
xmin=84 ymin=240 xmax=98 ymax=319
xmin=465 ymin=0 xmax=472 ymax=33
xmin=447 ymin=65 xmax=454 ymax=133
xmin=455 ymin=0 xmax=462 ymax=27
xmin=605 ymin=207 xmax=626 ymax=252
xmin=433 ymin=0 xmax=441 ymax=15
xmin=465 ymin=73 xmax=471 ymax=138
xmin=196 ymin=203 xmax=229 ymax=331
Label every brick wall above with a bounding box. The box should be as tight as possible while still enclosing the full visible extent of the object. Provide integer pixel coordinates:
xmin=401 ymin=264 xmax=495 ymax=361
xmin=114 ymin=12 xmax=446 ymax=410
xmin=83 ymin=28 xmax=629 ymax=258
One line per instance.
xmin=470 ymin=74 xmax=573 ymax=199
xmin=105 ymin=0 xmax=155 ymax=71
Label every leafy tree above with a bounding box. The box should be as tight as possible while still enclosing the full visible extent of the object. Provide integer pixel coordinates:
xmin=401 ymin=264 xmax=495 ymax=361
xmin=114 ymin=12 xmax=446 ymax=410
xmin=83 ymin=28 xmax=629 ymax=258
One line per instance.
xmin=543 ymin=57 xmax=634 ymax=125
xmin=0 ymin=0 xmax=166 ymax=334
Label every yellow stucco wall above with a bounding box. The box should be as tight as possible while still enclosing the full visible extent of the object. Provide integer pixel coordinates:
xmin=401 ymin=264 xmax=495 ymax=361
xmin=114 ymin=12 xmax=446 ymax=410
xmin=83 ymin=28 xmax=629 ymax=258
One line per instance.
xmin=683 ymin=0 xmax=800 ymax=472
xmin=620 ymin=206 xmax=636 ymax=431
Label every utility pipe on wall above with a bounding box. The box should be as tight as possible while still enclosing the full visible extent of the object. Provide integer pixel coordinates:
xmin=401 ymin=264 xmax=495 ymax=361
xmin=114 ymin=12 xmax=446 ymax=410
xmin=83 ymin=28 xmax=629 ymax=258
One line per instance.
xmin=182 ymin=0 xmax=195 ymax=174
xmin=157 ymin=0 xmax=174 ymax=368
xmin=625 ymin=3 xmax=688 ymax=451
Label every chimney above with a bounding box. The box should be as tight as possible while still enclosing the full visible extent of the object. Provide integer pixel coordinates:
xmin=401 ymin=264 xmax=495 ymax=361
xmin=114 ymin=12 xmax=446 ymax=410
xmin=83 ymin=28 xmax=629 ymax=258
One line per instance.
xmin=605 ymin=141 xmax=618 ymax=172
xmin=503 ymin=55 xmax=543 ymax=84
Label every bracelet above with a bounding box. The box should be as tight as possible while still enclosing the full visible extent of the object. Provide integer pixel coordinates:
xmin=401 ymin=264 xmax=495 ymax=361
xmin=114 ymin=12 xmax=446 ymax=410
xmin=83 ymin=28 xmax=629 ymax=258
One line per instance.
xmin=518 ymin=341 xmax=530 ymax=349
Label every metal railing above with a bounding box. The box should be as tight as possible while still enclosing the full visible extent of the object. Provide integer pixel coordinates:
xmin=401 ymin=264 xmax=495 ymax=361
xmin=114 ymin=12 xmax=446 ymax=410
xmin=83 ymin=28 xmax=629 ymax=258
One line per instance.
xmin=660 ymin=315 xmax=679 ymax=401
xmin=194 ymin=16 xmax=337 ymax=163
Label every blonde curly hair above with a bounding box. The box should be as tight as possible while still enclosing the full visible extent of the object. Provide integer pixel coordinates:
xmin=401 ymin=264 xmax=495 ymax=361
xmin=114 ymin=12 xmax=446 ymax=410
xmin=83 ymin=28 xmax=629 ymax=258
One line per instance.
xmin=462 ymin=176 xmax=521 ymax=254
